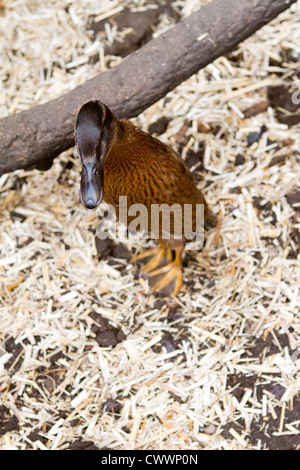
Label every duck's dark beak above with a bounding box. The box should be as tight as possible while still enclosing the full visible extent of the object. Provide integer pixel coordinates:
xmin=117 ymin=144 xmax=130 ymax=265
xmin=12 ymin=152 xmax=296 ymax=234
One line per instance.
xmin=80 ymin=157 xmax=104 ymax=210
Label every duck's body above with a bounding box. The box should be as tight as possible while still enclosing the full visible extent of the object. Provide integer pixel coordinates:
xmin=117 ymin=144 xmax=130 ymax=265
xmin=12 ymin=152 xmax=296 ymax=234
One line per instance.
xmin=104 ymin=120 xmax=208 ymax=238
xmin=75 ymin=100 xmax=210 ymax=296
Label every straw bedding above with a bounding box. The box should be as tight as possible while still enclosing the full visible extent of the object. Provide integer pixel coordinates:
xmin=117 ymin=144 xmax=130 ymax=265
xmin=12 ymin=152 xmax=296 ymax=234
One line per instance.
xmin=0 ymin=0 xmax=299 ymax=450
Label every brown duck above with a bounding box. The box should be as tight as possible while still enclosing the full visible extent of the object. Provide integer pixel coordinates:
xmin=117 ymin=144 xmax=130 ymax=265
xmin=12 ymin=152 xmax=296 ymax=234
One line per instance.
xmin=75 ymin=100 xmax=212 ymax=296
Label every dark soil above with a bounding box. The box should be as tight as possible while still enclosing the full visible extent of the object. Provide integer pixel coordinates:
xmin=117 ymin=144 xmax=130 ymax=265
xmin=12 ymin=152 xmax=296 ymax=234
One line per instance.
xmin=268 ymin=84 xmax=300 ymax=127
xmin=148 ymin=116 xmax=171 ymax=136
xmin=223 ymin=395 xmax=300 ymax=450
xmin=4 ymin=337 xmax=24 ymax=374
xmin=69 ymin=439 xmax=101 ymax=450
xmin=89 ymin=311 xmax=126 ymax=347
xmin=224 ymin=332 xmax=300 ymax=450
xmin=0 ymin=406 xmax=19 ymax=437
xmin=95 ymin=237 xmax=132 ymax=261
xmin=286 ymin=191 xmax=300 ymax=212
xmin=89 ymin=0 xmax=181 ymax=60
xmin=248 ymin=396 xmax=300 ymax=450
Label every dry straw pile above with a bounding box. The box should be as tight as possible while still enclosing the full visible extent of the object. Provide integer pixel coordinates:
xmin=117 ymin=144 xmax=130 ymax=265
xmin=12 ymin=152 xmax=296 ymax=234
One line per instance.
xmin=0 ymin=0 xmax=299 ymax=450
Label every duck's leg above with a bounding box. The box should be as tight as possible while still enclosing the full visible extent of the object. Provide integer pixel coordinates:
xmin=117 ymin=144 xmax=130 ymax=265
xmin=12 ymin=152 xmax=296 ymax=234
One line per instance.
xmin=146 ymin=244 xmax=184 ymax=297
xmin=131 ymin=240 xmax=173 ymax=274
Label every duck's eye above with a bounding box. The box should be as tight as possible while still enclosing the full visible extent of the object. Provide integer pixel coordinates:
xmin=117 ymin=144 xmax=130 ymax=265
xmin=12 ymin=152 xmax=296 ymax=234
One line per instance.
xmin=82 ymin=167 xmax=87 ymax=176
xmin=93 ymin=167 xmax=98 ymax=176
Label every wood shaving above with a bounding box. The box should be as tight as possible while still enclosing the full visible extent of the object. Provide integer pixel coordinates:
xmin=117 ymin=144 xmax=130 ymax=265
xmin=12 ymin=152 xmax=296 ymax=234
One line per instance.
xmin=0 ymin=0 xmax=299 ymax=451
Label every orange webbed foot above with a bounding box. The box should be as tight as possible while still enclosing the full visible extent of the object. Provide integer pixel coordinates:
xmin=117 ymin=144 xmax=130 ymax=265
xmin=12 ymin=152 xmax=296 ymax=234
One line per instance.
xmin=147 ymin=262 xmax=183 ymax=296
xmin=145 ymin=245 xmax=184 ymax=297
xmin=132 ymin=243 xmax=184 ymax=296
xmin=131 ymin=242 xmax=172 ymax=274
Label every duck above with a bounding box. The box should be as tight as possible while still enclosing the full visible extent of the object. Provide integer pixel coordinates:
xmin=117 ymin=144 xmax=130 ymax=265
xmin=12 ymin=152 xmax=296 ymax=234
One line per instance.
xmin=75 ymin=100 xmax=213 ymax=296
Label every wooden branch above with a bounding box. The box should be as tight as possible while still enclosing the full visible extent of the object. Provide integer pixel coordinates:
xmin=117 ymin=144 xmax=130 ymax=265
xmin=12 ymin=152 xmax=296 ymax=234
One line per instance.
xmin=0 ymin=0 xmax=296 ymax=175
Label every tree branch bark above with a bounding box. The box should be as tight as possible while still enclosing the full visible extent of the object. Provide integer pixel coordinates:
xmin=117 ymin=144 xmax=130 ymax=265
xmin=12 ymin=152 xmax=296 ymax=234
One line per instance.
xmin=0 ymin=0 xmax=296 ymax=175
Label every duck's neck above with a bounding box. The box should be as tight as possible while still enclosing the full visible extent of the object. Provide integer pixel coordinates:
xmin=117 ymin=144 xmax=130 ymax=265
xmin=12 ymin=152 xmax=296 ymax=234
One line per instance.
xmin=114 ymin=119 xmax=137 ymax=146
xmin=102 ymin=119 xmax=138 ymax=205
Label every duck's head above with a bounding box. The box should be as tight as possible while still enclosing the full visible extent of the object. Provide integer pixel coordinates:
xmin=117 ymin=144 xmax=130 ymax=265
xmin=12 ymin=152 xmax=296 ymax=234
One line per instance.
xmin=75 ymin=100 xmax=119 ymax=210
